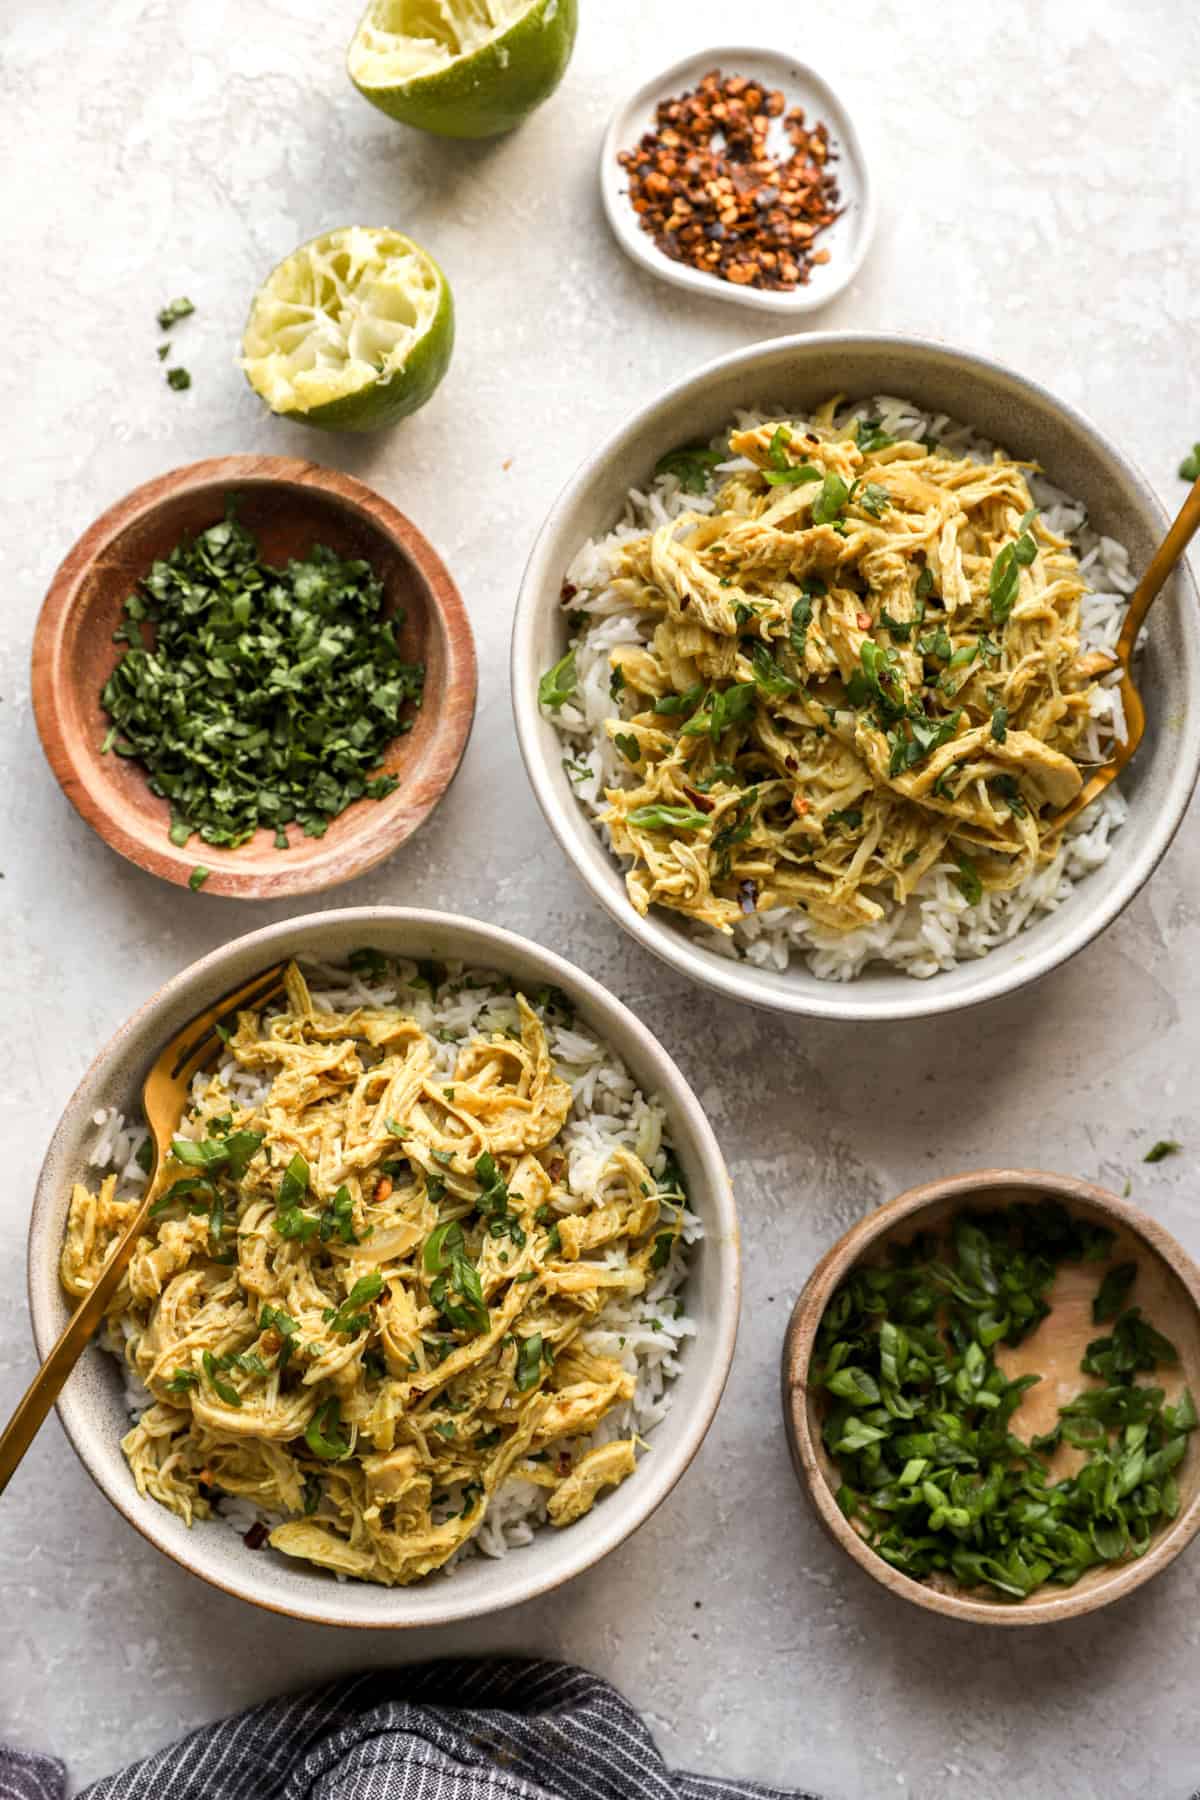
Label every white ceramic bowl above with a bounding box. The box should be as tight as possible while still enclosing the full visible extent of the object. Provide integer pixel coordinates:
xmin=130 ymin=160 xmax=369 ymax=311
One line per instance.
xmin=600 ymin=45 xmax=875 ymax=316
xmin=511 ymin=332 xmax=1200 ymax=1021
xmin=27 ymin=909 xmax=740 ymax=1627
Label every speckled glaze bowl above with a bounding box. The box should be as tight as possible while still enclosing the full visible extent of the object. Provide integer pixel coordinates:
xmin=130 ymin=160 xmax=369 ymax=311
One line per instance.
xmin=26 ymin=909 xmax=739 ymax=1628
xmin=511 ymin=332 xmax=1200 ymax=1021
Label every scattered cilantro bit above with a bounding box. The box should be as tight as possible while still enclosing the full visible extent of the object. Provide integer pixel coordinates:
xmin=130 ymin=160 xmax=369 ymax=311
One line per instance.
xmin=654 ymin=443 xmax=723 ymax=494
xmin=953 ymin=853 xmax=983 ymax=905
xmin=166 ymin=367 xmax=191 ymax=391
xmin=789 ymin=591 xmax=816 ymax=662
xmin=318 ymin=1185 xmax=358 ymax=1245
xmin=272 ymin=1152 xmax=320 ymax=1242
xmin=156 ymin=344 xmax=170 ymax=362
xmin=852 ymin=480 xmax=891 ymax=519
xmin=827 ymin=808 xmax=863 ymax=833
xmin=989 ymin=509 xmax=1039 ymax=624
xmin=348 ymin=946 xmax=389 ymax=980
xmin=749 ymin=641 xmax=799 ymax=698
xmin=855 ymin=418 xmax=895 ymax=454
xmin=1144 ymin=1141 xmax=1182 ymax=1164
xmin=991 ymin=705 xmax=1008 ymax=744
xmin=609 ymin=664 xmax=626 ymax=699
xmin=202 ymin=1350 xmax=242 ymax=1409
xmin=100 ymin=508 xmax=424 ymax=851
xmin=613 ymin=731 xmax=641 ymax=764
xmin=425 ymin=1211 xmax=489 ymax=1336
xmin=164 ymin=1368 xmax=199 ymax=1394
xmin=157 ymin=296 xmax=195 ymax=330
xmin=323 ymin=1271 xmax=384 ymax=1335
xmin=538 ymin=648 xmax=577 ymax=710
xmin=1180 ymin=445 xmax=1200 ymax=482
xmin=188 ymin=865 xmax=210 ymax=891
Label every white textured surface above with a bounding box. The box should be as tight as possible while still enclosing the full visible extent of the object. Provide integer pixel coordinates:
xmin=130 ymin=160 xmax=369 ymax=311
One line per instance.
xmin=1 ymin=2 xmax=1198 ymax=1795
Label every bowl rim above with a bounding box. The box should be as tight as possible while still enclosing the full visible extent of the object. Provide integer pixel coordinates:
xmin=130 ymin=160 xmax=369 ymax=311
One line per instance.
xmin=26 ymin=905 xmax=741 ymax=1628
xmin=31 ymin=455 xmax=478 ymax=900
xmin=510 ymin=328 xmax=1200 ymax=1021
xmin=781 ymin=1167 xmax=1200 ymax=1626
xmin=599 ymin=43 xmax=877 ymax=315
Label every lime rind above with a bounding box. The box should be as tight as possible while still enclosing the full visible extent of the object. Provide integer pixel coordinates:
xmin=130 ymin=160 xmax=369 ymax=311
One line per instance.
xmin=240 ymin=226 xmax=454 ymax=432
xmin=348 ymin=0 xmax=578 ymax=139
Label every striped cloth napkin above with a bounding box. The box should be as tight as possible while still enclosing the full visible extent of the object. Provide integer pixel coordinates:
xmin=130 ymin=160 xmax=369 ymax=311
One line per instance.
xmin=0 ymin=1660 xmax=813 ymax=1800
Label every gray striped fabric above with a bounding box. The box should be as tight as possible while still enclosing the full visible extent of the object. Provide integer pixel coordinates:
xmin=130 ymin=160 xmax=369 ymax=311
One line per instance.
xmin=0 ymin=1661 xmax=814 ymax=1800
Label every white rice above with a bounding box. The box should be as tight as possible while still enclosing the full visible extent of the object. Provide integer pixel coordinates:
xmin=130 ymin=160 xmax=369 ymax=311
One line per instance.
xmin=548 ymin=394 xmax=1136 ymax=982
xmin=88 ymin=956 xmax=700 ymax=1571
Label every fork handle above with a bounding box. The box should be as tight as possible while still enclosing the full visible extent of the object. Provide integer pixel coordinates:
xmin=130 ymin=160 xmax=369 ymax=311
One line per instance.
xmin=1118 ymin=472 xmax=1200 ymax=659
xmin=0 ymin=1183 xmax=159 ymax=1498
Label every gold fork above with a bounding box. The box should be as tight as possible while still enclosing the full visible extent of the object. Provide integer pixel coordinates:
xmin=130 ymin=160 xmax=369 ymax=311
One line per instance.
xmin=1051 ymin=472 xmax=1200 ymax=833
xmin=0 ymin=961 xmax=287 ymax=1498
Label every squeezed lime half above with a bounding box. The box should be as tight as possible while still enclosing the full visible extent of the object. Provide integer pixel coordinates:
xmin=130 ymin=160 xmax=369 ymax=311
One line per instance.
xmin=239 ymin=226 xmax=454 ymax=432
xmin=348 ymin=0 xmax=578 ymax=140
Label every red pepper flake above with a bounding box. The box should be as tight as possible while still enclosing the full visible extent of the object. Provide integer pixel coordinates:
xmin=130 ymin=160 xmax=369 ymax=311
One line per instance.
xmin=857 ymin=611 xmax=872 ymax=631
xmin=243 ymin=1521 xmax=270 ymax=1550
xmin=618 ymin=69 xmax=841 ymax=293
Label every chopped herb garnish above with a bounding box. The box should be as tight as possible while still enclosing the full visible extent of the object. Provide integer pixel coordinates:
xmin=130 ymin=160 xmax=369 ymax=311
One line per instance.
xmin=654 ymin=444 xmax=723 ymax=494
xmin=188 ymin=865 xmax=210 ymax=891
xmin=613 ymin=731 xmax=641 ymax=764
xmin=989 ymin=509 xmax=1039 ymax=624
xmin=166 ymin=367 xmax=191 ymax=391
xmin=157 ymin=296 xmax=195 ymax=330
xmin=202 ymin=1350 xmax=242 ymax=1409
xmin=1179 ymin=445 xmax=1200 ymax=482
xmin=990 ymin=704 xmax=1008 ymax=744
xmin=952 ymin=853 xmax=983 ymax=905
xmin=1144 ymin=1141 xmax=1182 ymax=1163
xmin=100 ymin=508 xmax=424 ymax=851
xmin=323 ymin=1271 xmax=384 ymax=1335
xmin=855 ymin=418 xmax=895 ymax=454
xmin=538 ymin=648 xmax=577 ymax=710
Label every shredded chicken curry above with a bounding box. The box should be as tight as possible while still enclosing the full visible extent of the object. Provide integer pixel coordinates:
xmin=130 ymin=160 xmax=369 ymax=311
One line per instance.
xmin=61 ymin=964 xmax=681 ymax=1585
xmin=599 ymin=403 xmax=1110 ymax=935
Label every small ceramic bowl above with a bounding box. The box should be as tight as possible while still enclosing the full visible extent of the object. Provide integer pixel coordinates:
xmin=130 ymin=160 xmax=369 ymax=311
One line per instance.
xmin=32 ymin=456 xmax=477 ymax=899
xmin=600 ymin=45 xmax=875 ymax=315
xmin=26 ymin=907 xmax=740 ymax=1628
xmin=782 ymin=1170 xmax=1200 ymax=1626
xmin=511 ymin=331 xmax=1200 ymax=1021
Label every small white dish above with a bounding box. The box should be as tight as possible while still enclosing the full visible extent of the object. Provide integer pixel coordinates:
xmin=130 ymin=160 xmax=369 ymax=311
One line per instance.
xmin=600 ymin=45 xmax=876 ymax=316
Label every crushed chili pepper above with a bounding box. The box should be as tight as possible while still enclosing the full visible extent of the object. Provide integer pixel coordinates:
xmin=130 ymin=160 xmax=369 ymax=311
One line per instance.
xmin=618 ymin=68 xmax=840 ymax=292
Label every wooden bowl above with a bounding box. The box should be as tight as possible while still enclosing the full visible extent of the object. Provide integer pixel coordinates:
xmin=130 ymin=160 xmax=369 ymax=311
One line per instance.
xmin=782 ymin=1170 xmax=1200 ymax=1626
xmin=31 ymin=456 xmax=477 ymax=898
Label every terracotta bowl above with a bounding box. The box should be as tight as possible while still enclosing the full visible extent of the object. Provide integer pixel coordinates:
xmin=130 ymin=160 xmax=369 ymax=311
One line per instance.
xmin=32 ymin=456 xmax=477 ymax=898
xmin=782 ymin=1170 xmax=1200 ymax=1626
xmin=26 ymin=908 xmax=740 ymax=1628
